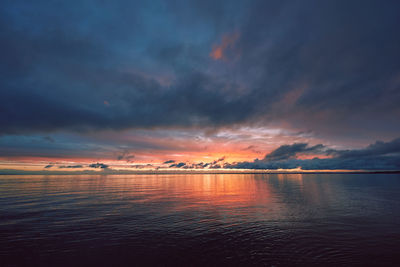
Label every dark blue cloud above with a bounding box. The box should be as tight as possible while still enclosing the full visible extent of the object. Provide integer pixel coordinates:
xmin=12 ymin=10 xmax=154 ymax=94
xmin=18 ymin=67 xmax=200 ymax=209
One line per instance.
xmin=88 ymin=163 xmax=109 ymax=169
xmin=334 ymin=139 xmax=400 ymax=159
xmin=0 ymin=0 xmax=399 ymax=143
xmin=170 ymin=162 xmax=186 ymax=168
xmin=167 ymin=157 xmax=226 ymax=169
xmin=264 ymin=144 xmax=325 ymax=161
xmin=227 ymin=138 xmax=400 ymax=170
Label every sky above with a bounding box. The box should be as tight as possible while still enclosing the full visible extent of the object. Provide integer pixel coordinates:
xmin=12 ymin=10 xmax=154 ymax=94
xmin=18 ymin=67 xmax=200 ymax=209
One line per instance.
xmin=1 ymin=0 xmax=400 ymax=172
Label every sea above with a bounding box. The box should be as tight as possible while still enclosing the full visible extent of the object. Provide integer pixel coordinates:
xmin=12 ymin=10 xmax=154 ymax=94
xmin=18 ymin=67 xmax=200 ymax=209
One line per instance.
xmin=1 ymin=173 xmax=400 ymax=266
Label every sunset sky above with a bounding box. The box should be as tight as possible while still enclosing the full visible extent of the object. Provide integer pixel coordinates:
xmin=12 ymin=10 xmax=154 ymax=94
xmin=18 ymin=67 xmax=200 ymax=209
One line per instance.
xmin=1 ymin=0 xmax=400 ymax=172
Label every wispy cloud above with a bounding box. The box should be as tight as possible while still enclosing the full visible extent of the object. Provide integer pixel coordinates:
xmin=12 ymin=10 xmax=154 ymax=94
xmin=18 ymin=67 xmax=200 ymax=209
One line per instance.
xmin=116 ymin=150 xmax=135 ymax=162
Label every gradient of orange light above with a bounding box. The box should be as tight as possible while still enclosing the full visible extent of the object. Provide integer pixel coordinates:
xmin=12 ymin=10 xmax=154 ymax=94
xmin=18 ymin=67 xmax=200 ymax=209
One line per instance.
xmin=106 ymin=174 xmax=272 ymax=210
xmin=0 ymin=144 xmax=335 ymax=171
xmin=105 ymin=132 xmax=266 ymax=163
xmin=0 ymin=124 xmax=336 ymax=171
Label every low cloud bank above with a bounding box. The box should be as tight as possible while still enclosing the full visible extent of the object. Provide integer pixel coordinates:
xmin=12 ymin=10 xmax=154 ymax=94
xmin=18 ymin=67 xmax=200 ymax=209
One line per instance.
xmin=225 ymin=138 xmax=400 ymax=170
xmin=89 ymin=163 xmax=109 ymax=169
xmin=169 ymin=157 xmax=226 ymax=169
xmin=58 ymin=165 xmax=83 ymax=169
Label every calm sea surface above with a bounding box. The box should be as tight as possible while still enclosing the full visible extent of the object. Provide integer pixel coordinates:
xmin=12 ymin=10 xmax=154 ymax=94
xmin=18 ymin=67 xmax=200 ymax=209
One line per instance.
xmin=1 ymin=173 xmax=400 ymax=266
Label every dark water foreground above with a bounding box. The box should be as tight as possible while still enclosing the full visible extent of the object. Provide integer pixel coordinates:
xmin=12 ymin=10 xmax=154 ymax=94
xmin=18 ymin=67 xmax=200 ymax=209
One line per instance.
xmin=1 ymin=173 xmax=399 ymax=266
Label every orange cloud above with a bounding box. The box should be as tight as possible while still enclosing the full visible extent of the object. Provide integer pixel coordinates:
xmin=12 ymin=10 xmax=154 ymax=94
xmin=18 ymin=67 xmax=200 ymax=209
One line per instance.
xmin=210 ymin=32 xmax=240 ymax=60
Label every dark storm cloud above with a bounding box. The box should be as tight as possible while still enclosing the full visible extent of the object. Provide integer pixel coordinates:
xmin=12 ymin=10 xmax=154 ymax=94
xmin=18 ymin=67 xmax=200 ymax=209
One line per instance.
xmin=0 ymin=0 xmax=400 ymax=141
xmin=264 ymin=144 xmax=325 ymax=161
xmin=88 ymin=163 xmax=109 ymax=169
xmin=44 ymin=164 xmax=53 ymax=169
xmin=163 ymin=160 xmax=175 ymax=164
xmin=234 ymin=0 xmax=400 ymax=138
xmin=334 ymin=139 xmax=400 ymax=159
xmin=227 ymin=138 xmax=400 ymax=170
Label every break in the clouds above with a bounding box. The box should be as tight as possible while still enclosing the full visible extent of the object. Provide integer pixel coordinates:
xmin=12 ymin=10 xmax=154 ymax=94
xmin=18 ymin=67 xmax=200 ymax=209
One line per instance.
xmin=227 ymin=138 xmax=400 ymax=170
xmin=0 ymin=0 xmax=399 ymax=171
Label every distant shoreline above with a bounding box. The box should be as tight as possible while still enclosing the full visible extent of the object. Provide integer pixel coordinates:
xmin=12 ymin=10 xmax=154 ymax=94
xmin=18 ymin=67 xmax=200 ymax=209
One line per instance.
xmin=1 ymin=169 xmax=400 ymax=176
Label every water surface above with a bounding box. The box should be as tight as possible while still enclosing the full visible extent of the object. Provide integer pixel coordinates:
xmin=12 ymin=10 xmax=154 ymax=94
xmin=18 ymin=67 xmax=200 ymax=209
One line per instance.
xmin=1 ymin=173 xmax=400 ymax=266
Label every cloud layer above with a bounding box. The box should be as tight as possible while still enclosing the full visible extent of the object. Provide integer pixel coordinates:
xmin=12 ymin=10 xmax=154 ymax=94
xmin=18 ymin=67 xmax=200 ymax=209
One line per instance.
xmin=0 ymin=0 xmax=399 ymax=141
xmin=226 ymin=138 xmax=400 ymax=170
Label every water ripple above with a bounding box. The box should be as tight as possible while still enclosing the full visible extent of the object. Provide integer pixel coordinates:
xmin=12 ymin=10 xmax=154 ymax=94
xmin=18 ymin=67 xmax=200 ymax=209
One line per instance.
xmin=1 ymin=173 xmax=400 ymax=266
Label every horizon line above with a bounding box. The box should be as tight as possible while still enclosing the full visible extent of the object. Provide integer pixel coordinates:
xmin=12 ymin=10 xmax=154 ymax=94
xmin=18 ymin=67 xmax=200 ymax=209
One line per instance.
xmin=1 ymin=169 xmax=400 ymax=176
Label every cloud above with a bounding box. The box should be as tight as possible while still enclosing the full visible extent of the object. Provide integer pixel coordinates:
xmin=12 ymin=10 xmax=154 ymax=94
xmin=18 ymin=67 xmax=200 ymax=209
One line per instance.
xmin=226 ymin=138 xmax=400 ymax=170
xmin=130 ymin=164 xmax=153 ymax=169
xmin=211 ymin=156 xmax=225 ymax=164
xmin=116 ymin=150 xmax=135 ymax=162
xmin=0 ymin=0 xmax=399 ymax=142
xmin=58 ymin=165 xmax=83 ymax=169
xmin=88 ymin=163 xmax=109 ymax=169
xmin=334 ymin=139 xmax=400 ymax=159
xmin=167 ymin=157 xmax=226 ymax=169
xmin=169 ymin=162 xmax=186 ymax=168
xmin=163 ymin=160 xmax=175 ymax=164
xmin=44 ymin=164 xmax=53 ymax=168
xmin=264 ymin=143 xmax=325 ymax=161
